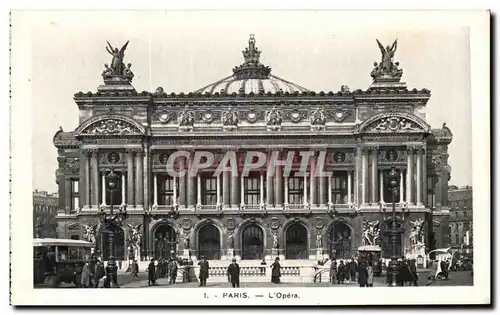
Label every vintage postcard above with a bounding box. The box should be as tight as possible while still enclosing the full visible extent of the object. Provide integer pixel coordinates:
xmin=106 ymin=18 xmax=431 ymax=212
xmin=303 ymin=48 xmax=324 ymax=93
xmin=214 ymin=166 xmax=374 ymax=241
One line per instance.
xmin=10 ymin=10 xmax=490 ymax=306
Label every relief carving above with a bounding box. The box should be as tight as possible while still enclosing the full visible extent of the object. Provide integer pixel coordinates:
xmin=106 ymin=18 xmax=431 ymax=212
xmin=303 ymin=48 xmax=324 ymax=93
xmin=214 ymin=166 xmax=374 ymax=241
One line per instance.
xmin=362 ymin=220 xmax=380 ymax=246
xmin=81 ymin=119 xmax=142 ymax=135
xmin=266 ymin=108 xmax=282 ymax=131
xmin=366 ymin=116 xmax=423 ymax=133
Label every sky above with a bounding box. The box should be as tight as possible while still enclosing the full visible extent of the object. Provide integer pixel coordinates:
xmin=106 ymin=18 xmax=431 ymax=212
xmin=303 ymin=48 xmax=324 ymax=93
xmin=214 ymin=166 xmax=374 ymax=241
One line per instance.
xmin=21 ymin=10 xmax=472 ymax=192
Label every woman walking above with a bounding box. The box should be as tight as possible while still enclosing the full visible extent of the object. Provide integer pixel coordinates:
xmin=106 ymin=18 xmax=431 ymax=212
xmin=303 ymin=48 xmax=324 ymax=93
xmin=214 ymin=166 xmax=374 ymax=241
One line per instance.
xmin=366 ymin=261 xmax=374 ymax=287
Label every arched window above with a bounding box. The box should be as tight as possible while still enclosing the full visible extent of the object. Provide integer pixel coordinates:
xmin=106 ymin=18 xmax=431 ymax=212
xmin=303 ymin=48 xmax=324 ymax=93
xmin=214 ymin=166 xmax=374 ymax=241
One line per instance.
xmin=153 ymin=224 xmax=177 ymax=259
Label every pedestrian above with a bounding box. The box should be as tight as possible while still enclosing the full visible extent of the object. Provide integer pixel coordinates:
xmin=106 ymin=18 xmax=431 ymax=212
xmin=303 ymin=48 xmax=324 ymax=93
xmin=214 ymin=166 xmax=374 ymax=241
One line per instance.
xmin=227 ymin=258 xmax=240 ymax=288
xmin=147 ymin=259 xmax=156 ymax=286
xmin=80 ymin=262 xmax=93 ymax=288
xmin=366 ymin=260 xmax=374 ymax=287
xmin=270 ymin=257 xmax=281 ymax=284
xmin=349 ymin=258 xmax=358 ymax=283
xmin=118 ymin=260 xmax=122 ymax=270
xmin=426 ymin=260 xmax=439 ymax=286
xmin=198 ymin=255 xmax=209 ymax=287
xmin=337 ymin=260 xmax=346 ymax=284
xmin=131 ymin=260 xmax=139 ymax=277
xmin=357 ymin=261 xmax=368 ymax=287
xmin=409 ymin=259 xmax=419 ymax=286
xmin=329 ymin=259 xmax=337 ymax=284
xmin=441 ymin=259 xmax=449 ymax=280
xmin=168 ymin=259 xmax=178 ymax=284
xmin=94 ymin=259 xmax=105 ymax=288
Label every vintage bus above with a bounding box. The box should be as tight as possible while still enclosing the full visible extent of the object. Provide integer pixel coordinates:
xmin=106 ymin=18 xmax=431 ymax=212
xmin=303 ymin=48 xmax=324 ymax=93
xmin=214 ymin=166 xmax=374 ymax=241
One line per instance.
xmin=33 ymin=238 xmax=94 ymax=287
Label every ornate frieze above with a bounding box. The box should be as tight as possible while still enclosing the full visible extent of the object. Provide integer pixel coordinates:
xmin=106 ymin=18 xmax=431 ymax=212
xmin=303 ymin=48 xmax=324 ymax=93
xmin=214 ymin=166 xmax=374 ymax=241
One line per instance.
xmin=80 ymin=119 xmax=142 ymax=135
xmin=329 ymin=151 xmax=355 ymax=164
xmin=178 ymin=110 xmax=195 ymax=131
xmin=222 ymin=109 xmax=239 ymax=130
xmin=310 ymin=108 xmax=326 ymax=131
xmin=326 ymin=109 xmax=351 ymax=122
xmin=366 ymin=116 xmax=422 ymax=132
xmin=266 ymin=108 xmax=282 ymax=131
xmin=154 ymin=109 xmax=173 ymax=124
xmin=284 ymin=109 xmax=307 ymax=123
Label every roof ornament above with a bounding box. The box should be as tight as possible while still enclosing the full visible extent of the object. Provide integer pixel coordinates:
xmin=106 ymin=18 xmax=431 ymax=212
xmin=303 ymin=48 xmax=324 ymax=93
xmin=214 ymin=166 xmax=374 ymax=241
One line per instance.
xmin=102 ymin=40 xmax=134 ymax=82
xmin=233 ymin=34 xmax=272 ymax=80
xmin=370 ymin=39 xmax=403 ymax=82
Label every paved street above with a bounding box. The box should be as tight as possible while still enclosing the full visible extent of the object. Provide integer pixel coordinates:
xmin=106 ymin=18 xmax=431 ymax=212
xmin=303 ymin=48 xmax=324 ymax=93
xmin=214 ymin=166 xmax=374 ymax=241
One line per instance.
xmin=119 ymin=270 xmax=473 ymax=288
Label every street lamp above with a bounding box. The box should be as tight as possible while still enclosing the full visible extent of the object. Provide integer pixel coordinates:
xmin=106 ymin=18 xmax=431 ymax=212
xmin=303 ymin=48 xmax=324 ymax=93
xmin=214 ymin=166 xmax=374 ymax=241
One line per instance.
xmin=385 ymin=164 xmax=402 ymax=286
xmin=99 ymin=167 xmax=127 ymax=288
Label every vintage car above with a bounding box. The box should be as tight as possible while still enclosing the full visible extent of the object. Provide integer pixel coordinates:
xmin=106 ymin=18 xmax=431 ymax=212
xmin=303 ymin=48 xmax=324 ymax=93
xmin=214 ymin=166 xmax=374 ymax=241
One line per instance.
xmin=357 ymin=245 xmax=383 ymax=276
xmin=33 ymin=238 xmax=94 ymax=288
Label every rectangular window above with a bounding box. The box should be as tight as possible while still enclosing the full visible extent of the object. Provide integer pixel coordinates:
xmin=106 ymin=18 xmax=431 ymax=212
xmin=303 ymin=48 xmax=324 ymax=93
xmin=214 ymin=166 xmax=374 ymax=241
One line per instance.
xmin=288 ymin=174 xmax=304 ymax=205
xmin=331 ymin=171 xmax=348 ymax=204
xmin=427 ymin=177 xmax=436 ymax=208
xmin=158 ymin=175 xmax=175 ymax=206
xmin=244 ymin=173 xmax=260 ymax=205
xmin=202 ymin=175 xmax=217 ymax=205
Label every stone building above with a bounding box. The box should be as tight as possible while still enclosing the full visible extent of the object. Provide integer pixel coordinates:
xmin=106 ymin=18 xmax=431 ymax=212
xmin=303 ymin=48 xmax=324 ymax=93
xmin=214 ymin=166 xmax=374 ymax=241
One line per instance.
xmin=33 ymin=190 xmax=58 ymax=238
xmin=53 ymin=36 xmax=453 ymax=261
xmin=448 ymin=186 xmax=473 ymax=249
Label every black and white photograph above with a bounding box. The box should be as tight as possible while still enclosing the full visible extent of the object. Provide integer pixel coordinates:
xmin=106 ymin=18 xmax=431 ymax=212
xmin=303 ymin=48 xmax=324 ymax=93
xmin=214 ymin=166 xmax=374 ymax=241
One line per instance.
xmin=9 ymin=9 xmax=490 ymax=306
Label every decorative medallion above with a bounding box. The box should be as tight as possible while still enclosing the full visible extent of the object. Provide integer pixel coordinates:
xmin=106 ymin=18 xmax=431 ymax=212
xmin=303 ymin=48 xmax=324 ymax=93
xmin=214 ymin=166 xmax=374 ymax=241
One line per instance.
xmin=314 ymin=217 xmax=325 ymax=230
xmin=181 ymin=218 xmax=192 ymax=230
xmin=107 ymin=152 xmax=120 ymax=164
xmin=81 ymin=119 xmax=141 ymax=135
xmin=289 ymin=110 xmax=303 ymax=123
xmin=385 ymin=149 xmax=398 ymax=162
xmin=202 ymin=111 xmax=215 ymax=124
xmin=269 ymin=217 xmax=280 ymax=230
xmin=226 ymin=218 xmax=237 ymax=230
xmin=333 ymin=110 xmax=349 ymax=122
xmin=246 ymin=110 xmax=259 ymax=123
xmin=157 ymin=112 xmax=171 ymax=124
xmin=333 ymin=151 xmax=346 ymax=163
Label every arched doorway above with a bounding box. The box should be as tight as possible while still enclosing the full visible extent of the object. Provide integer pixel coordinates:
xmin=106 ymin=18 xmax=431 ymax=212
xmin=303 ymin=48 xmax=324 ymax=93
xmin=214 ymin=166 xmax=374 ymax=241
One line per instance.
xmin=153 ymin=224 xmax=177 ymax=259
xmin=381 ymin=220 xmax=403 ymax=258
xmin=197 ymin=224 xmax=221 ymax=260
xmin=101 ymin=225 xmax=125 ymax=260
xmin=285 ymin=223 xmax=308 ymax=259
xmin=241 ymin=224 xmax=264 ymax=260
xmin=328 ymin=221 xmax=352 ymax=260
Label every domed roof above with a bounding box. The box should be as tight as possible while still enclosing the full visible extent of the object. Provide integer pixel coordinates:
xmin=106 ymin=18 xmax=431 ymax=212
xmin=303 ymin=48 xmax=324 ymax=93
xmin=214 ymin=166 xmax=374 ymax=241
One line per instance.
xmin=194 ymin=35 xmax=310 ymax=95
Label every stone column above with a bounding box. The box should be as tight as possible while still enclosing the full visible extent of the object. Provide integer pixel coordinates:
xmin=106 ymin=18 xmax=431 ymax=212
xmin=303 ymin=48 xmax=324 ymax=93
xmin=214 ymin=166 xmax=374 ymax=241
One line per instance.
xmin=370 ymin=148 xmax=378 ymax=204
xmin=223 ymin=169 xmax=230 ymax=207
xmin=216 ymin=173 xmax=221 ymax=206
xmin=173 ymin=176 xmax=178 ymax=207
xmin=379 ymin=170 xmax=385 ymax=203
xmin=197 ymin=174 xmax=202 ymax=207
xmin=135 ymin=151 xmax=144 ymax=207
xmin=178 ymin=156 xmax=186 ymax=208
xmin=153 ymin=173 xmax=158 ymax=207
xmin=347 ymin=171 xmax=352 ymax=204
xmin=303 ymin=174 xmax=308 ymax=206
xmin=327 ymin=174 xmax=332 ymax=206
xmin=240 ymin=173 xmax=245 ymax=208
xmin=80 ymin=152 xmax=89 ymax=208
xmin=274 ymin=165 xmax=283 ymax=207
xmin=126 ymin=150 xmax=134 ymax=206
xmin=101 ymin=172 xmax=107 ymax=206
xmin=231 ymin=168 xmax=239 ymax=208
xmin=361 ymin=150 xmax=369 ymax=205
xmin=266 ymin=170 xmax=274 ymax=207
xmin=91 ymin=151 xmax=99 ymax=208
xmin=318 ymin=174 xmax=326 ymax=207
xmin=399 ymin=170 xmax=404 ymax=204
xmin=259 ymin=173 xmax=264 ymax=207
xmin=416 ymin=148 xmax=423 ymax=205
xmin=187 ymin=154 xmax=196 ymax=208
xmin=284 ymin=175 xmax=289 ymax=206
xmin=309 ymin=155 xmax=317 ymax=206
xmin=64 ymin=178 xmax=72 ymax=212
xmin=354 ymin=146 xmax=362 ymax=205
xmin=406 ymin=148 xmax=414 ymax=205
xmin=121 ymin=173 xmax=126 ymax=206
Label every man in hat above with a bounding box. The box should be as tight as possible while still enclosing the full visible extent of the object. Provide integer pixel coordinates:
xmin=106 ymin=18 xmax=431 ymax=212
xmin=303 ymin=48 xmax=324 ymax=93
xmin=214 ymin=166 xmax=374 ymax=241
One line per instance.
xmin=227 ymin=258 xmax=240 ymax=288
xmin=198 ymin=255 xmax=209 ymax=287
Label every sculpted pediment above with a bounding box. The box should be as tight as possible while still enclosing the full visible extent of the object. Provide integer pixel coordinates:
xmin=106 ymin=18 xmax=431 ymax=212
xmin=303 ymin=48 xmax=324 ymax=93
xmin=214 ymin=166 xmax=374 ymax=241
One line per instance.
xmin=76 ymin=115 xmax=146 ymax=136
xmin=359 ymin=112 xmax=430 ymax=134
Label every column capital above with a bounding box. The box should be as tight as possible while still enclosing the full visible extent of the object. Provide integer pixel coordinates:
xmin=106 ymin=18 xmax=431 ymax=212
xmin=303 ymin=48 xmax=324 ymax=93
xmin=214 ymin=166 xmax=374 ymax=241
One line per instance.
xmin=125 ymin=147 xmax=143 ymax=153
